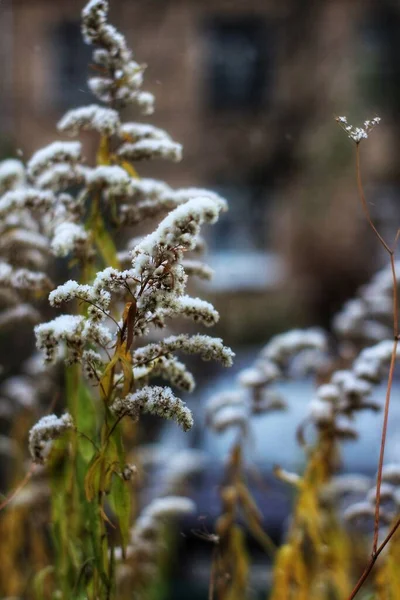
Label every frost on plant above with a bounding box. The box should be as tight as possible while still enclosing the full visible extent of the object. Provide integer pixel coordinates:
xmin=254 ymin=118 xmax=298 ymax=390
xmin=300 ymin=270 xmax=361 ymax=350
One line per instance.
xmin=0 ymin=0 xmax=234 ymax=596
xmin=336 ymin=115 xmax=381 ymax=143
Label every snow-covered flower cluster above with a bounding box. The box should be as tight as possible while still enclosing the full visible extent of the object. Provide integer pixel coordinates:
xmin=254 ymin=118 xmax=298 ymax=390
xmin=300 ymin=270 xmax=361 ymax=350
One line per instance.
xmin=22 ymin=0 xmax=233 ymax=449
xmin=206 ymin=328 xmax=327 ymax=434
xmin=342 ymin=463 xmax=400 ymax=529
xmin=0 ymin=160 xmax=53 ymax=296
xmin=334 ymin=262 xmax=397 ymax=345
xmin=111 ymin=386 xmax=194 ymax=431
xmin=117 ymin=495 xmax=195 ymax=581
xmin=28 ymin=412 xmax=74 ymax=464
xmin=82 ymin=0 xmax=154 ymax=111
xmin=336 ymin=115 xmax=381 ymax=144
xmin=0 ymin=2 xmax=235 ymax=595
xmin=35 ymin=195 xmax=232 ymax=378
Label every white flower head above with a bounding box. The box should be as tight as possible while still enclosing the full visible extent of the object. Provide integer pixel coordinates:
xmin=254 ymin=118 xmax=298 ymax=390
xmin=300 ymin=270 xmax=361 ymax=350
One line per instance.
xmin=29 ymin=413 xmax=74 ymax=464
xmin=336 ymin=115 xmax=381 ymax=144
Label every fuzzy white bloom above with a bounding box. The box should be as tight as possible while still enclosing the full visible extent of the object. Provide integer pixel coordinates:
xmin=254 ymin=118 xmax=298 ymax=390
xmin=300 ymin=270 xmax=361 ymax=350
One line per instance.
xmin=353 ymin=340 xmax=399 ymax=383
xmin=131 ymin=197 xmax=223 ymax=279
xmin=336 ymin=115 xmax=381 ymax=143
xmin=49 ymin=280 xmax=81 ymax=306
xmin=205 ymin=390 xmax=245 ymax=421
xmin=343 ymin=501 xmax=391 ymax=524
xmin=82 ymin=0 xmax=155 ymax=112
xmin=333 ymin=417 xmax=358 ymax=440
xmin=35 ymin=314 xmax=85 ymax=364
xmin=0 ymin=229 xmax=49 ymax=253
xmin=116 ymin=181 xmax=225 ymax=227
xmin=86 ymin=165 xmax=131 ymax=195
xmin=316 ymin=383 xmax=340 ymax=402
xmin=133 ymin=334 xmax=234 ymax=368
xmin=1 ymin=376 xmax=38 ymax=409
xmin=57 ymin=105 xmax=120 ymax=137
xmin=331 ymin=370 xmax=372 ymax=399
xmin=238 ymin=366 xmax=278 ymax=388
xmin=117 ymin=139 xmax=183 ymax=163
xmin=82 ymin=0 xmax=108 ymax=37
xmin=123 ymin=178 xmax=174 ymax=202
xmin=334 ymin=263 xmax=400 ymax=344
xmin=171 ymin=187 xmax=228 ymax=213
xmin=92 ymin=266 xmax=137 ymax=292
xmin=50 ymin=283 xmax=110 ymax=326
xmin=366 ymin=483 xmax=396 ymax=505
xmin=0 ymin=261 xmax=51 ymax=293
xmin=162 ymin=450 xmax=206 ymax=493
xmin=82 ymin=320 xmax=113 ymax=349
xmin=29 ymin=412 xmax=74 ymax=464
xmin=111 ymin=385 xmax=193 ymax=431
xmin=27 ymin=141 xmax=82 ymax=179
xmin=143 ymin=496 xmax=196 ymax=520
xmin=0 ymin=304 xmax=41 ymax=330
xmin=210 ymin=405 xmax=249 ymax=433
xmin=119 ymin=122 xmax=170 ymax=142
xmin=381 ymin=464 xmax=400 ymax=485
xmin=87 ymin=76 xmax=114 ymax=102
xmin=35 ymin=164 xmax=88 ymax=192
xmin=0 ymin=188 xmax=54 ymax=218
xmin=170 ymin=296 xmax=219 ymax=326
xmin=51 ymin=222 xmax=89 ymax=257
xmin=82 ymin=349 xmax=106 ymax=381
xmin=308 ymin=398 xmax=333 ymax=424
xmin=0 ymin=159 xmax=25 ymax=193
xmin=0 ymin=211 xmax=41 ymax=237
xmin=130 ymin=495 xmax=195 ymax=556
xmin=49 ymin=279 xmax=111 ymax=320
xmin=133 ymin=91 xmax=155 ymax=115
xmin=149 ymin=356 xmax=195 ymax=392
xmin=262 ymin=328 xmax=327 ymax=368
xmin=321 ymin=474 xmax=371 ymax=502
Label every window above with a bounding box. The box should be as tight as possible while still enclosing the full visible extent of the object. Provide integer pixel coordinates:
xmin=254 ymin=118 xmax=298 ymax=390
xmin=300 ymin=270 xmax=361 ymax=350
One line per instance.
xmin=208 ymin=182 xmax=268 ymax=252
xmin=203 ymin=16 xmax=271 ymax=111
xmin=203 ymin=182 xmax=284 ymax=291
xmin=52 ymin=20 xmax=93 ymax=109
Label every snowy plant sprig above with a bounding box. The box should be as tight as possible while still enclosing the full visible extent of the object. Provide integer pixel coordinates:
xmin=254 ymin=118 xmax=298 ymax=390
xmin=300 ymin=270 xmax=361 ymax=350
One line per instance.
xmin=334 ymin=261 xmax=400 ymax=346
xmin=35 ymin=193 xmax=233 ymax=439
xmin=28 ymin=412 xmax=74 ymax=464
xmin=206 ymin=327 xmax=327 ymax=434
xmin=336 ymin=116 xmax=381 ymax=144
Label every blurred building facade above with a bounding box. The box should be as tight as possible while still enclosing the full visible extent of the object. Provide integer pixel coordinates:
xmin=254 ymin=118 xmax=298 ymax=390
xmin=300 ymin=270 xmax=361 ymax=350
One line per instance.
xmin=1 ymin=0 xmax=400 ymax=342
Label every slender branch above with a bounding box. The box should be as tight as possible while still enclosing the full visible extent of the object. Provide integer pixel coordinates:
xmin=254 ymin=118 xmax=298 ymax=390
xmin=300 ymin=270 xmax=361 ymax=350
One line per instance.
xmin=76 ymin=430 xmax=100 ymax=453
xmin=372 ymin=338 xmax=397 ymax=554
xmin=390 ymin=255 xmax=399 ymax=338
xmin=77 ymin=296 xmax=122 ymax=333
xmin=347 ymin=515 xmax=400 ymax=600
xmin=348 ymin=142 xmax=399 ymax=598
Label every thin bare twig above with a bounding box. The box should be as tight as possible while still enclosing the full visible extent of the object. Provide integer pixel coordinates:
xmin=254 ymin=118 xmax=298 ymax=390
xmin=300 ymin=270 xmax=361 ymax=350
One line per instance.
xmin=347 ymin=515 xmax=400 ymax=599
xmin=347 ymin=143 xmax=399 ymax=599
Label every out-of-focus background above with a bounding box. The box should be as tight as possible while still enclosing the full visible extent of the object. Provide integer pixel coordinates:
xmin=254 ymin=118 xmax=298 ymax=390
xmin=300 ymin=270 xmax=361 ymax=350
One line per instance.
xmin=1 ymin=0 xmax=400 ymax=344
xmin=1 ymin=1 xmax=400 ymax=597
